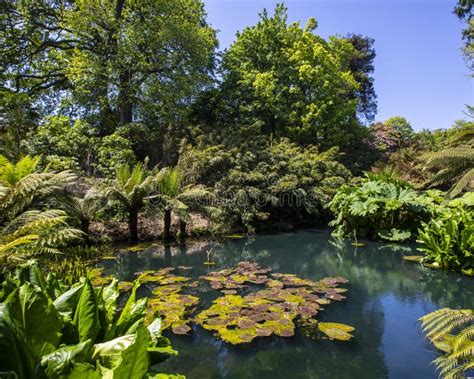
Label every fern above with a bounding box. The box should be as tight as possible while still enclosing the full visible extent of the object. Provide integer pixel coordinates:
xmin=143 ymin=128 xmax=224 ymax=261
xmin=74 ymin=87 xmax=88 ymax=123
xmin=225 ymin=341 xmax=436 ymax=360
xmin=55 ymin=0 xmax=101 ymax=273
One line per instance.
xmin=420 ymin=308 xmax=474 ymax=379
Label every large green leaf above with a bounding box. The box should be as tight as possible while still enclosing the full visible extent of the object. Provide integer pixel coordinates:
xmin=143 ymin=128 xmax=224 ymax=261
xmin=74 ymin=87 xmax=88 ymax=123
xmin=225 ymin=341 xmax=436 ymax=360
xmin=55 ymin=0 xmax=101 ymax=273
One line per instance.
xmin=0 ymin=284 xmax=63 ymax=378
xmin=40 ymin=339 xmax=93 ymax=378
xmin=0 ymin=303 xmax=27 ymax=378
xmin=113 ymin=281 xmax=147 ymax=337
xmin=92 ymin=326 xmax=150 ymax=378
xmin=66 ymin=363 xmax=102 ymax=379
xmin=53 ymin=282 xmax=85 ymax=317
xmin=73 ymin=279 xmax=100 ymax=343
xmin=15 ymin=260 xmax=47 ymax=291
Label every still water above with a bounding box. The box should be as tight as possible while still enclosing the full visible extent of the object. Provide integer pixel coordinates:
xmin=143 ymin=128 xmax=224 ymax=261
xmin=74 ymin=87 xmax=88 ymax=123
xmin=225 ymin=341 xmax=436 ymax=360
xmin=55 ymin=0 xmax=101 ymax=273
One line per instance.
xmin=98 ymin=230 xmax=474 ymax=379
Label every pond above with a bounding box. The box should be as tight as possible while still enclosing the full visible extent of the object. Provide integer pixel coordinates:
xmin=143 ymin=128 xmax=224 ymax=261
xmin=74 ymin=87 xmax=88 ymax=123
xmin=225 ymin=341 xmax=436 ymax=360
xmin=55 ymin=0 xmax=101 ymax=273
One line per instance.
xmin=97 ymin=230 xmax=474 ymax=379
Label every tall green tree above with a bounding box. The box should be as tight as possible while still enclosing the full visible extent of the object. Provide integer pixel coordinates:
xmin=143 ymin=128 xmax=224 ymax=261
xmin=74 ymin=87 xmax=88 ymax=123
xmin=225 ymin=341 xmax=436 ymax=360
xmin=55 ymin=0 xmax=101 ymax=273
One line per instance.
xmin=194 ymin=4 xmax=366 ymax=149
xmin=454 ymin=0 xmax=473 ymax=68
xmin=1 ymin=0 xmax=217 ymax=137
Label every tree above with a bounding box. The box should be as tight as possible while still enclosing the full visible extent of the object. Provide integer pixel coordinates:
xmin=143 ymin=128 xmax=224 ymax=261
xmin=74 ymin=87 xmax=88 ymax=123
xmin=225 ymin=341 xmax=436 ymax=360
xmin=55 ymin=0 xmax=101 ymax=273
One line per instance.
xmin=385 ymin=116 xmax=414 ymax=146
xmin=104 ymin=162 xmax=157 ymax=242
xmin=195 ymin=4 xmax=365 ymax=149
xmin=155 ymin=167 xmax=212 ymax=242
xmin=59 ymin=188 xmax=104 ymax=243
xmin=1 ymin=0 xmax=218 ymax=136
xmin=454 ymin=0 xmax=473 ymax=68
xmin=345 ymin=34 xmax=377 ymax=124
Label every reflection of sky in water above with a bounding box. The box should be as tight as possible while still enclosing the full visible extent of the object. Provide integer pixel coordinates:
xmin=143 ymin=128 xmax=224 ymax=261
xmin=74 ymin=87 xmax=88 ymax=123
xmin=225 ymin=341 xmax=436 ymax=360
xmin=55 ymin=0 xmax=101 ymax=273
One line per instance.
xmin=379 ymin=295 xmax=437 ymax=379
xmin=98 ymin=230 xmax=474 ymax=379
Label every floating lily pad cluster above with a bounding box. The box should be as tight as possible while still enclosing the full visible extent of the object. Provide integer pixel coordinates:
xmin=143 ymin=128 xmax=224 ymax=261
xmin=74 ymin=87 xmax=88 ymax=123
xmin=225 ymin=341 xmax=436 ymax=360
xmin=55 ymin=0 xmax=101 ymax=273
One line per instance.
xmin=90 ymin=261 xmax=354 ymax=344
xmin=195 ymin=262 xmax=353 ymax=344
xmin=137 ymin=268 xmax=199 ymax=335
xmin=199 ymin=261 xmax=272 ymax=294
xmin=88 ymin=268 xmax=132 ymax=291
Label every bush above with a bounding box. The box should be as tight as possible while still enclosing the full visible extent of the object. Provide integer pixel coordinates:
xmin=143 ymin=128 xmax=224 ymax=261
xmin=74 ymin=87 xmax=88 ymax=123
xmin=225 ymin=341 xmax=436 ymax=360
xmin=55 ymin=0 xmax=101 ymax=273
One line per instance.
xmin=417 ymin=193 xmax=474 ymax=274
xmin=179 ymin=138 xmax=351 ymax=233
xmin=0 ymin=261 xmax=181 ymax=378
xmin=328 ymin=173 xmax=443 ymax=242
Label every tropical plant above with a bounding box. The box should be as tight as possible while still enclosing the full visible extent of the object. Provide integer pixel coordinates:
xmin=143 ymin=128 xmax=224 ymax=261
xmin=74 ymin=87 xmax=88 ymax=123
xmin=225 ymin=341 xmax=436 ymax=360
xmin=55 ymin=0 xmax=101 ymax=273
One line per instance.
xmin=0 ymin=155 xmax=40 ymax=186
xmin=0 ymin=260 xmax=181 ymax=378
xmin=155 ymin=167 xmax=213 ymax=242
xmin=419 ymin=308 xmax=474 ymax=379
xmin=0 ymin=156 xmax=82 ymax=268
xmin=59 ymin=187 xmax=104 ymax=243
xmin=422 ymin=123 xmax=474 ymax=198
xmin=0 ymin=210 xmax=83 ymax=270
xmin=328 ymin=174 xmax=443 ymax=242
xmin=417 ymin=193 xmax=474 ymax=274
xmin=103 ymin=162 xmax=158 ymax=242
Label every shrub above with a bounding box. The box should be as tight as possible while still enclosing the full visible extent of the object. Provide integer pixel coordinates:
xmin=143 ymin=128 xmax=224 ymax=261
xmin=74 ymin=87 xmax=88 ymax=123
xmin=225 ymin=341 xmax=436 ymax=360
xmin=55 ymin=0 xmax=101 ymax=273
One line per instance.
xmin=417 ymin=193 xmax=474 ymax=274
xmin=328 ymin=173 xmax=443 ymax=242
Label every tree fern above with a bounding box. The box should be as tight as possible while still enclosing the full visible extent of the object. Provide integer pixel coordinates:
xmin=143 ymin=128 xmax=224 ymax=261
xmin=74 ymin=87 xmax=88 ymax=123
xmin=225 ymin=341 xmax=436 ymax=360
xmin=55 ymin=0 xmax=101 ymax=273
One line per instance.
xmin=420 ymin=308 xmax=474 ymax=379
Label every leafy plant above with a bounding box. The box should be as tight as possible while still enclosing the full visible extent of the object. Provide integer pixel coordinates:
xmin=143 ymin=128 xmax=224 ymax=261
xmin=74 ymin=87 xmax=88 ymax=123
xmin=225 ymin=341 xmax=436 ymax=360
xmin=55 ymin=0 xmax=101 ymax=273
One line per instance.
xmin=0 ymin=260 xmax=182 ymax=378
xmin=328 ymin=174 xmax=443 ymax=242
xmin=422 ymin=123 xmax=474 ymax=198
xmin=417 ymin=193 xmax=474 ymax=273
xmin=154 ymin=167 xmax=214 ymax=242
xmin=103 ymin=162 xmax=158 ymax=242
xmin=419 ymin=308 xmax=474 ymax=379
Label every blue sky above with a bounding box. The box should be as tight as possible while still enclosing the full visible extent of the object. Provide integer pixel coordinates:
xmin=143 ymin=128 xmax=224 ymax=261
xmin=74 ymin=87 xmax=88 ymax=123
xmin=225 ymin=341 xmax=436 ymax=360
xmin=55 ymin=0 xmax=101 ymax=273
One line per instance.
xmin=203 ymin=0 xmax=473 ymax=131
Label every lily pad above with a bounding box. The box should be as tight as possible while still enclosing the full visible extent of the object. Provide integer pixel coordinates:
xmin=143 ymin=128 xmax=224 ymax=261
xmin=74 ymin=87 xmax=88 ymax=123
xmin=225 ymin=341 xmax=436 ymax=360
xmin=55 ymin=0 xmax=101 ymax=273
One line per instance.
xmin=318 ymin=322 xmax=355 ymax=341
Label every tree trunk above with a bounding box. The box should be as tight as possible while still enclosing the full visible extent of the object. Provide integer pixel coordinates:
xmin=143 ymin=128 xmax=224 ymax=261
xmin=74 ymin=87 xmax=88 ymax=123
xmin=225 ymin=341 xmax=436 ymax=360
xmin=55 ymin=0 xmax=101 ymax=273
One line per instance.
xmin=81 ymin=218 xmax=90 ymax=244
xmin=129 ymin=209 xmax=138 ymax=242
xmin=163 ymin=207 xmax=172 ymax=242
xmin=119 ymin=69 xmax=133 ymax=125
xmin=178 ymin=219 xmax=187 ymax=239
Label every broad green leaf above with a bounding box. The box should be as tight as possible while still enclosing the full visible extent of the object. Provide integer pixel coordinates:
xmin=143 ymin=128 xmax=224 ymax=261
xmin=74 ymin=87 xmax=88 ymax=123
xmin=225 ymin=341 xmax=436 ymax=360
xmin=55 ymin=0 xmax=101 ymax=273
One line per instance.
xmin=67 ymin=363 xmax=101 ymax=379
xmin=53 ymin=283 xmax=85 ymax=317
xmin=93 ymin=326 xmax=150 ymax=378
xmin=0 ymin=303 xmax=28 ymax=379
xmin=114 ymin=281 xmax=146 ymax=337
xmin=378 ymin=228 xmax=411 ymax=242
xmin=40 ymin=339 xmax=93 ymax=378
xmin=73 ymin=279 xmax=100 ymax=343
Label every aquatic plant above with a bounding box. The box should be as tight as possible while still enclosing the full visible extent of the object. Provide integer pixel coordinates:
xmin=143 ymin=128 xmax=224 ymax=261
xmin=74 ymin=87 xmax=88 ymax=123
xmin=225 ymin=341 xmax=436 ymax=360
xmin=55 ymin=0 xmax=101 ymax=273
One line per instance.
xmin=420 ymin=308 xmax=474 ymax=379
xmin=196 ymin=262 xmax=353 ymax=345
xmin=0 ymin=260 xmax=181 ymax=378
xmin=137 ymin=268 xmax=200 ymax=335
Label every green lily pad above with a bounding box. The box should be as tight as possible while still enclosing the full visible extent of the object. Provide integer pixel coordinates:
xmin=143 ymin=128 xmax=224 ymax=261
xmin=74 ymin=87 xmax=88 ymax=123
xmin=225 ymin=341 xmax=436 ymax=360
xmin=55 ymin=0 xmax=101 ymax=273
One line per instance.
xmin=318 ymin=322 xmax=355 ymax=341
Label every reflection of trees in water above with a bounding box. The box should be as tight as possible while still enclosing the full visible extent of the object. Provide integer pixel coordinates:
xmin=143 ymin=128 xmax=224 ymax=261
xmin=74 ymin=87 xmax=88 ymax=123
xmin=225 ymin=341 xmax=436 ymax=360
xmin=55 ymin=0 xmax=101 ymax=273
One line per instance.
xmin=99 ymin=231 xmax=472 ymax=378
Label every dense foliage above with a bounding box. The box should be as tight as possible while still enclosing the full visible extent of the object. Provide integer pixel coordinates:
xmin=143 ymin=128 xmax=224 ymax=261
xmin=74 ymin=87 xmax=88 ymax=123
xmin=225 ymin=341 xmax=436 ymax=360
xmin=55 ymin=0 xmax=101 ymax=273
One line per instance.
xmin=0 ymin=261 xmax=181 ymax=378
xmin=328 ymin=173 xmax=443 ymax=242
xmin=179 ymin=138 xmax=350 ymax=233
xmin=417 ymin=193 xmax=474 ymax=274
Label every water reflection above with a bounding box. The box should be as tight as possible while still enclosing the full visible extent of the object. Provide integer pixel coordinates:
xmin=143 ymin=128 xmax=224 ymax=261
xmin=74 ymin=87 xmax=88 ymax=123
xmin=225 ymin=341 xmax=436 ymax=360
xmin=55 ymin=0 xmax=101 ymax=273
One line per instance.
xmin=98 ymin=230 xmax=474 ymax=379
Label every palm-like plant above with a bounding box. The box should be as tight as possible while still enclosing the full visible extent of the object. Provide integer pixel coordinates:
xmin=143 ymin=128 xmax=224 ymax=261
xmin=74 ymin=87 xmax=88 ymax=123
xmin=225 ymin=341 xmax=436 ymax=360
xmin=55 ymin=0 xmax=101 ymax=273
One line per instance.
xmin=59 ymin=187 xmax=104 ymax=243
xmin=422 ymin=125 xmax=474 ymax=198
xmin=0 ymin=156 xmax=82 ymax=267
xmin=104 ymin=163 xmax=157 ymax=242
xmin=156 ymin=167 xmax=213 ymax=242
xmin=0 ymin=209 xmax=83 ymax=269
xmin=419 ymin=308 xmax=474 ymax=379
